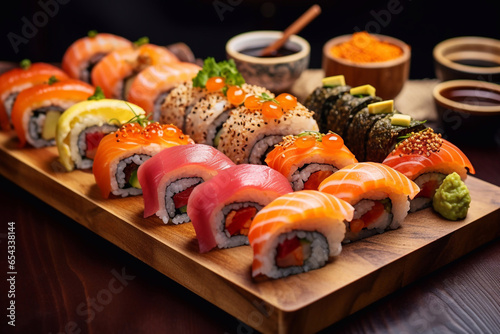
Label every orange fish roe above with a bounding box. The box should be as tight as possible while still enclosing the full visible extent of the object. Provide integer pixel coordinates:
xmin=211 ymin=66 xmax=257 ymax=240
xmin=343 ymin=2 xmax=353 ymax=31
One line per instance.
xmin=394 ymin=128 xmax=443 ymax=157
xmin=331 ymin=31 xmax=403 ymax=63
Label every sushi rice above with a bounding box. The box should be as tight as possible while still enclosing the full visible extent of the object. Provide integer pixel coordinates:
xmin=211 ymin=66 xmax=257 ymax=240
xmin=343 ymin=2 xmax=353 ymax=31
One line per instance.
xmin=162 ymin=177 xmax=203 ymax=225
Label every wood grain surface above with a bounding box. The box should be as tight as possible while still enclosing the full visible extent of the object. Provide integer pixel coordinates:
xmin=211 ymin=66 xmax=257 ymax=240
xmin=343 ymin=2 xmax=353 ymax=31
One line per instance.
xmin=1 ymin=129 xmax=499 ymax=333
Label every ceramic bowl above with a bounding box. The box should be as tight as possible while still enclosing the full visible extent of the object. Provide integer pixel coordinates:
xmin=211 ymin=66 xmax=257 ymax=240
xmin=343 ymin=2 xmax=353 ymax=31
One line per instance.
xmin=226 ymin=31 xmax=310 ymax=93
xmin=322 ymin=34 xmax=411 ymax=100
xmin=433 ymin=36 xmax=500 ymax=83
xmin=432 ymin=79 xmax=500 ymax=143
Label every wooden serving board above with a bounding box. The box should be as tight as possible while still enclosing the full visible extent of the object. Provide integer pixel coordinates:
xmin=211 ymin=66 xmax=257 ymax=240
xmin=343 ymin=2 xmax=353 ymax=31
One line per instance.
xmin=1 ymin=130 xmax=499 ymax=334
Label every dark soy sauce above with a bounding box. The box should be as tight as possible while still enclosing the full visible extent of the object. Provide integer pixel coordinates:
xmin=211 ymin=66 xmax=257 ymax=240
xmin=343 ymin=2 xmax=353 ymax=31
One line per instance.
xmin=441 ymin=86 xmax=500 ymax=106
xmin=453 ymin=59 xmax=500 ymax=68
xmin=239 ymin=45 xmax=301 ymax=57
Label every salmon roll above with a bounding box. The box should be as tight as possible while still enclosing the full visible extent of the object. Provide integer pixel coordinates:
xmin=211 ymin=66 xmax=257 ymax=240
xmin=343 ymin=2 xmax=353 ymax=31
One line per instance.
xmin=127 ymin=62 xmax=201 ymax=121
xmin=248 ymin=190 xmax=354 ymax=279
xmin=217 ymin=93 xmax=318 ymax=164
xmin=185 ymin=84 xmax=272 ymax=145
xmin=382 ymin=128 xmax=475 ymax=212
xmin=62 ymin=31 xmax=132 ymax=83
xmin=319 ymin=162 xmax=420 ymax=243
xmin=11 ymin=79 xmax=94 ymax=148
xmin=137 ymin=144 xmax=234 ymax=224
xmin=265 ymin=131 xmax=357 ymax=191
xmin=93 ymin=122 xmax=193 ymax=198
xmin=0 ymin=60 xmax=69 ymax=130
xmin=187 ymin=164 xmax=292 ymax=253
xmin=91 ymin=40 xmax=179 ymax=99
xmin=56 ymin=98 xmax=145 ymax=171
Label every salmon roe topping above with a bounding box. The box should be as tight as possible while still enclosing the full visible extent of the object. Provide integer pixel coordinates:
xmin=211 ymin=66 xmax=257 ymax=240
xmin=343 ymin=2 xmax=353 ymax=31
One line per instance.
xmin=227 ymin=86 xmax=246 ymax=105
xmin=244 ymin=95 xmax=262 ymax=110
xmin=206 ymin=76 xmax=225 ymax=92
xmin=322 ymin=133 xmax=344 ymax=149
xmin=276 ymin=93 xmax=297 ymax=110
xmin=394 ymin=128 xmax=442 ymax=156
xmin=261 ymin=101 xmax=283 ymax=119
xmin=295 ymin=135 xmax=316 ymax=149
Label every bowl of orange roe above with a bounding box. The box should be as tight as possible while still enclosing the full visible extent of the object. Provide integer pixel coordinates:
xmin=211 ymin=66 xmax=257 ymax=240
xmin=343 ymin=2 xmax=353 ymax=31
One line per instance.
xmin=323 ymin=32 xmax=411 ymax=100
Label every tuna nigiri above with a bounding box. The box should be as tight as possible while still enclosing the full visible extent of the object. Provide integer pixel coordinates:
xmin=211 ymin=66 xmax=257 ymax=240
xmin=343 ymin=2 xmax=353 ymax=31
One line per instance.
xmin=382 ymin=128 xmax=475 ymax=211
xmin=248 ymin=190 xmax=354 ymax=279
xmin=0 ymin=60 xmax=69 ymax=130
xmin=62 ymin=31 xmax=132 ymax=83
xmin=187 ymin=164 xmax=292 ymax=253
xmin=91 ymin=40 xmax=179 ymax=99
xmin=93 ymin=122 xmax=193 ymax=198
xmin=319 ymin=162 xmax=420 ymax=243
xmin=265 ymin=131 xmax=358 ymax=191
xmin=137 ymin=144 xmax=234 ymax=224
xmin=11 ymin=78 xmax=94 ymax=148
xmin=127 ymin=62 xmax=201 ymax=121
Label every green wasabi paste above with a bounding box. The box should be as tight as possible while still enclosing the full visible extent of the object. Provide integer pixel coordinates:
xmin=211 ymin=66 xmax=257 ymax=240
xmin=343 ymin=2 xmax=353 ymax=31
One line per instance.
xmin=432 ymin=172 xmax=471 ymax=220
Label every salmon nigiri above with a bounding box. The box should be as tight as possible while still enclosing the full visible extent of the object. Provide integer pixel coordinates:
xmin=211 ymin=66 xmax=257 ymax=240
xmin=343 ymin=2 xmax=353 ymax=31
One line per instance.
xmin=382 ymin=128 xmax=475 ymax=211
xmin=11 ymin=78 xmax=94 ymax=148
xmin=0 ymin=60 xmax=69 ymax=130
xmin=265 ymin=131 xmax=358 ymax=191
xmin=93 ymin=122 xmax=193 ymax=198
xmin=62 ymin=31 xmax=132 ymax=83
xmin=319 ymin=162 xmax=419 ymax=243
xmin=127 ymin=62 xmax=201 ymax=121
xmin=91 ymin=39 xmax=179 ymax=99
xmin=248 ymin=190 xmax=354 ymax=279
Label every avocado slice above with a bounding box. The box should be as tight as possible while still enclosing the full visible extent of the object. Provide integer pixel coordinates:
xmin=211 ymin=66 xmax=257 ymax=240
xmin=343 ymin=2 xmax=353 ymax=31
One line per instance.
xmin=368 ymin=100 xmax=394 ymax=114
xmin=350 ymin=84 xmax=376 ymax=97
xmin=129 ymin=170 xmax=141 ymax=189
xmin=322 ymin=75 xmax=346 ymax=87
xmin=41 ymin=110 xmax=61 ymax=140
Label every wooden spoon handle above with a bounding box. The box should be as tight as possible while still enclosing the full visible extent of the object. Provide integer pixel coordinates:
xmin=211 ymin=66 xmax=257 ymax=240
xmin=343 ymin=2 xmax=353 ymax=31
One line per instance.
xmin=260 ymin=4 xmax=321 ymax=57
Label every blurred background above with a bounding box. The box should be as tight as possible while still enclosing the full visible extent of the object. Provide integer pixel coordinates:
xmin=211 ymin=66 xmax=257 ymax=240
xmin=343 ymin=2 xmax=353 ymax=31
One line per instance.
xmin=1 ymin=0 xmax=499 ymax=79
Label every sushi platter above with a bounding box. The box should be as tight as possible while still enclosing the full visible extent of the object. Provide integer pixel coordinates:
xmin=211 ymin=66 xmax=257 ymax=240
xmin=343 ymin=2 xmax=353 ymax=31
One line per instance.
xmin=1 ymin=128 xmax=499 ymax=333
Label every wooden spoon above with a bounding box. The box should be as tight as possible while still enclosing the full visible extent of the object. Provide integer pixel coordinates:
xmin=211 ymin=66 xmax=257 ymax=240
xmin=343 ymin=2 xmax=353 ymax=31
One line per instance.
xmin=260 ymin=4 xmax=321 ymax=57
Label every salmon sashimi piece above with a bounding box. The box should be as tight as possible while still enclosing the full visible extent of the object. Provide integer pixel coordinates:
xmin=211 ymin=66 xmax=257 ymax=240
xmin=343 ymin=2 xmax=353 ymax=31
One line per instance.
xmin=187 ymin=164 xmax=293 ymax=253
xmin=93 ymin=122 xmax=193 ymax=198
xmin=0 ymin=62 xmax=69 ymax=130
xmin=62 ymin=32 xmax=132 ymax=82
xmin=382 ymin=138 xmax=475 ymax=181
xmin=248 ymin=190 xmax=354 ymax=278
xmin=318 ymin=162 xmax=420 ymax=205
xmin=137 ymin=144 xmax=234 ymax=218
xmin=11 ymin=79 xmax=94 ymax=147
xmin=127 ymin=62 xmax=201 ymax=120
xmin=91 ymin=43 xmax=179 ymax=99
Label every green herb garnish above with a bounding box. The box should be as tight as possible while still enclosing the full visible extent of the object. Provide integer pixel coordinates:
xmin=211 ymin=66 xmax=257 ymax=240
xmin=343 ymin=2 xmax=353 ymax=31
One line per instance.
xmin=133 ymin=36 xmax=149 ymax=47
xmin=109 ymin=102 xmax=152 ymax=127
xmin=88 ymin=30 xmax=98 ymax=38
xmin=88 ymin=86 xmax=105 ymax=101
xmin=192 ymin=57 xmax=245 ymax=89
xmin=48 ymin=76 xmax=59 ymax=85
xmin=20 ymin=59 xmax=31 ymax=70
xmin=296 ymin=131 xmax=323 ymax=141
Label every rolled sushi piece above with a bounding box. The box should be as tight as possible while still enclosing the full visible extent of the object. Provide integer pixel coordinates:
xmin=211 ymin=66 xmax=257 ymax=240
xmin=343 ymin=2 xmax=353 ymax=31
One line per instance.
xmin=265 ymin=131 xmax=357 ymax=191
xmin=56 ymin=98 xmax=146 ymax=171
xmin=248 ymin=190 xmax=354 ymax=279
xmin=217 ymin=94 xmax=318 ymax=164
xmin=91 ymin=40 xmax=179 ymax=99
xmin=188 ymin=164 xmax=292 ymax=253
xmin=127 ymin=62 xmax=201 ymax=122
xmin=137 ymin=144 xmax=234 ymax=224
xmin=185 ymin=84 xmax=272 ymax=145
xmin=382 ymin=128 xmax=475 ymax=212
xmin=93 ymin=122 xmax=193 ymax=198
xmin=303 ymin=75 xmax=351 ymax=132
xmin=62 ymin=31 xmax=132 ymax=83
xmin=0 ymin=60 xmax=69 ymax=130
xmin=318 ymin=162 xmax=420 ymax=243
xmin=11 ymin=79 xmax=94 ymax=148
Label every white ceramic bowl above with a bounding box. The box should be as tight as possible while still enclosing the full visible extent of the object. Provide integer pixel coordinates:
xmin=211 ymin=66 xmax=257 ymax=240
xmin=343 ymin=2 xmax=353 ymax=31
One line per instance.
xmin=226 ymin=31 xmax=310 ymax=93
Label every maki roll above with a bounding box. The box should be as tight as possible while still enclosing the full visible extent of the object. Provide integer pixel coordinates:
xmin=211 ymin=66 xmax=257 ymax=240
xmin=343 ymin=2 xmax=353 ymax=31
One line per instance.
xmin=126 ymin=62 xmax=201 ymax=121
xmin=92 ymin=122 xmax=193 ymax=198
xmin=217 ymin=93 xmax=318 ymax=164
xmin=382 ymin=128 xmax=475 ymax=212
xmin=187 ymin=164 xmax=292 ymax=253
xmin=56 ymin=98 xmax=146 ymax=171
xmin=0 ymin=60 xmax=69 ymax=130
xmin=11 ymin=78 xmax=94 ymax=148
xmin=248 ymin=190 xmax=354 ymax=279
xmin=137 ymin=144 xmax=234 ymax=224
xmin=265 ymin=131 xmax=357 ymax=191
xmin=62 ymin=31 xmax=132 ymax=83
xmin=91 ymin=40 xmax=179 ymax=99
xmin=319 ymin=162 xmax=419 ymax=243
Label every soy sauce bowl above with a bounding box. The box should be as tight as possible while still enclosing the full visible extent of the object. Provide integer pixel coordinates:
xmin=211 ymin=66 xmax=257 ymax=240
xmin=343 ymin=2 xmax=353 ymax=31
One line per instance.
xmin=432 ymin=79 xmax=500 ymax=144
xmin=226 ymin=31 xmax=310 ymax=93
